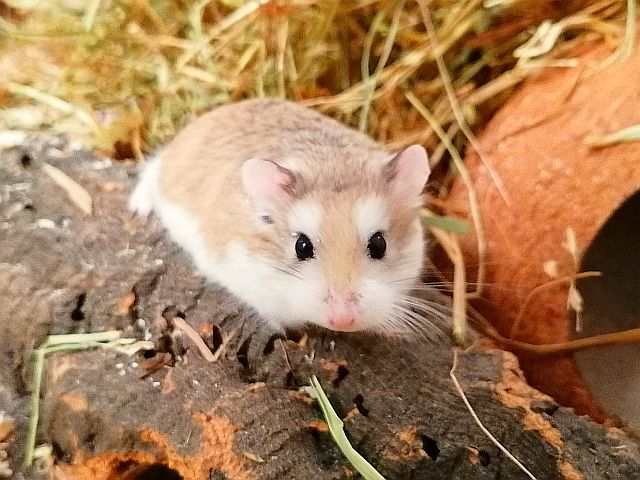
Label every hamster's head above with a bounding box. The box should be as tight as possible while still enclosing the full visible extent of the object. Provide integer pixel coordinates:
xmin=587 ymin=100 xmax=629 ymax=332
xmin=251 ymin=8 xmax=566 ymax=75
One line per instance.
xmin=241 ymin=145 xmax=431 ymax=336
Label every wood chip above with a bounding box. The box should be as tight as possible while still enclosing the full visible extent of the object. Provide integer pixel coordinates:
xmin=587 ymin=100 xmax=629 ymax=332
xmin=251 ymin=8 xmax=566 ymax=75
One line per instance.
xmin=242 ymin=451 xmax=265 ymax=463
xmin=307 ymin=421 xmax=329 ymax=432
xmin=320 ymin=359 xmax=348 ymax=372
xmin=172 ymin=316 xmax=215 ymax=362
xmin=288 ymin=390 xmax=313 ymax=404
xmin=139 ymin=352 xmax=172 ymax=378
xmin=245 ymin=382 xmax=266 ymax=392
xmin=297 ymin=332 xmax=308 ymax=347
xmin=344 ymin=407 xmax=360 ymax=421
xmin=0 ymin=417 xmax=14 ymax=442
xmin=114 ymin=291 xmax=135 ymax=316
xmin=42 ymin=163 xmax=92 ymax=215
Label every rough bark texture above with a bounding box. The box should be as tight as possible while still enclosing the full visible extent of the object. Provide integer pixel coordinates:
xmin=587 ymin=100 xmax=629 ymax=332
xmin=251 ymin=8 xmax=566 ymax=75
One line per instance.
xmin=1 ymin=137 xmax=640 ymax=480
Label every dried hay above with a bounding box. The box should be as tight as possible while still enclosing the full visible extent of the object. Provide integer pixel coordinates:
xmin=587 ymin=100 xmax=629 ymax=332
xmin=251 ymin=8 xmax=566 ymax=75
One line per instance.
xmin=0 ymin=0 xmax=627 ymax=159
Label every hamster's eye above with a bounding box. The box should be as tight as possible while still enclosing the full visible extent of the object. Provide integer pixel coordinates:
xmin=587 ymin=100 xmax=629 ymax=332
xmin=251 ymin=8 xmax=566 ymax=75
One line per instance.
xmin=367 ymin=232 xmax=386 ymax=260
xmin=295 ymin=233 xmax=315 ymax=260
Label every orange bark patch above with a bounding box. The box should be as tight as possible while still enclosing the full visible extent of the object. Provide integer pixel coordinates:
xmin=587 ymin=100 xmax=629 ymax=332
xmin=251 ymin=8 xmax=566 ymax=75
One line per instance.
xmin=495 ymin=351 xmax=563 ymax=450
xmin=114 ymin=291 xmax=135 ymax=316
xmin=344 ymin=407 xmax=360 ymax=422
xmin=559 ymin=460 xmax=585 ymax=480
xmin=495 ymin=350 xmax=589 ymax=479
xmin=60 ymin=393 xmax=88 ymax=412
xmin=381 ymin=426 xmax=427 ymax=462
xmin=307 ymin=421 xmax=328 ymax=432
xmin=288 ymin=390 xmax=313 ymax=405
xmin=56 ymin=414 xmax=252 ymax=480
xmin=342 ymin=466 xmax=357 ymax=477
xmin=397 ymin=426 xmax=419 ymax=444
xmin=0 ymin=415 xmax=15 ymax=441
xmin=320 ymin=359 xmax=348 ymax=372
xmin=467 ymin=446 xmax=480 ymax=465
xmin=55 ymin=452 xmax=158 ymax=480
xmin=199 ymin=323 xmax=214 ymax=338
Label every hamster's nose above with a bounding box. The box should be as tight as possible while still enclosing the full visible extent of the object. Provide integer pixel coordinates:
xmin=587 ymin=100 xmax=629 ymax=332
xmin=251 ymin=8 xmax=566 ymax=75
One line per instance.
xmin=326 ymin=291 xmax=359 ymax=331
xmin=329 ymin=315 xmax=356 ymax=331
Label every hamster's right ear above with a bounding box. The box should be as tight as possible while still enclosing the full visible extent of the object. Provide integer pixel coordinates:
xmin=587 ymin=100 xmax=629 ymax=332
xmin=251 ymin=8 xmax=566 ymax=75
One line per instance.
xmin=242 ymin=159 xmax=296 ymax=216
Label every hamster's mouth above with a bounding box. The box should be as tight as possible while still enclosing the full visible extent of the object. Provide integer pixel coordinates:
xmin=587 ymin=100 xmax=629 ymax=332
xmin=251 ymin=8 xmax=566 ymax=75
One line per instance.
xmin=325 ymin=319 xmax=359 ymax=333
xmin=327 ymin=324 xmax=357 ymax=333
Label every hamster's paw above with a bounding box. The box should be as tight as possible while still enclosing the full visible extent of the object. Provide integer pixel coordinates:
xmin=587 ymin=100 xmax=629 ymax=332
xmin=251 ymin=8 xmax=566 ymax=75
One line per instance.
xmin=128 ymin=156 xmax=161 ymax=216
xmin=128 ymin=182 xmax=154 ymax=216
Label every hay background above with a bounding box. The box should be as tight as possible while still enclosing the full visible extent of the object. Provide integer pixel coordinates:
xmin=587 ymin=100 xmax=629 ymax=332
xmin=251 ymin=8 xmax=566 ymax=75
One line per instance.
xmin=0 ymin=0 xmax=627 ymax=169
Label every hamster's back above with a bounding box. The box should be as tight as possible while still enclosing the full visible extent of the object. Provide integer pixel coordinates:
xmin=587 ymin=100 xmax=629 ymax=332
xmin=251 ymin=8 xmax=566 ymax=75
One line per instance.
xmin=162 ymin=98 xmax=386 ymax=181
xmin=156 ymin=99 xmax=390 ymax=250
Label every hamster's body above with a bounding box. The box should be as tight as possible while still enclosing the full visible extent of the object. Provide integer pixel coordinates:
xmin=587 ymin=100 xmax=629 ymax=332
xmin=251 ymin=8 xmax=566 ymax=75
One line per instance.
xmin=130 ymin=99 xmax=431 ymax=334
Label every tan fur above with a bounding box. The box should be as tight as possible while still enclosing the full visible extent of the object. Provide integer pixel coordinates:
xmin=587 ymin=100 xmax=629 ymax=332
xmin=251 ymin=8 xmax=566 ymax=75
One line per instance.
xmin=160 ymin=99 xmax=419 ymax=265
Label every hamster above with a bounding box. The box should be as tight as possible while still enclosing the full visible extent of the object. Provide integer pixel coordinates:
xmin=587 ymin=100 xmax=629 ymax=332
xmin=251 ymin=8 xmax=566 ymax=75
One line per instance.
xmin=129 ymin=99 xmax=431 ymax=335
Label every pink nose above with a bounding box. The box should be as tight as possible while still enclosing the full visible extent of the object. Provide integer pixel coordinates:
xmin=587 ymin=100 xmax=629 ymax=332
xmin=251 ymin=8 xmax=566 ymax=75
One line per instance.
xmin=329 ymin=315 xmax=356 ymax=331
xmin=326 ymin=292 xmax=359 ymax=331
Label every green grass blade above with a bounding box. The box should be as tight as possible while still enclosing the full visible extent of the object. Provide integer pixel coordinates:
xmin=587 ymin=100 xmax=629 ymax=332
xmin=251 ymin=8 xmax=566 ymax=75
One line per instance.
xmin=309 ymin=376 xmax=387 ymax=480
xmin=24 ymin=331 xmax=152 ymax=468
xmin=23 ymin=349 xmax=44 ymax=468
xmin=422 ymin=212 xmax=469 ymax=234
xmin=42 ymin=331 xmax=122 ymax=347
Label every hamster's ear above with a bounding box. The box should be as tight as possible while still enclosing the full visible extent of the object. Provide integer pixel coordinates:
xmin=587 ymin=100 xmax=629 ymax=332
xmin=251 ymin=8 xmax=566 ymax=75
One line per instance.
xmin=242 ymin=158 xmax=296 ymax=214
xmin=383 ymin=144 xmax=430 ymax=201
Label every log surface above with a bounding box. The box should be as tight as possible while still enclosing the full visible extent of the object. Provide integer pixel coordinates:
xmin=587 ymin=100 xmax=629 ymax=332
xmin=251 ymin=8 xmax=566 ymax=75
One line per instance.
xmin=1 ymin=138 xmax=639 ymax=480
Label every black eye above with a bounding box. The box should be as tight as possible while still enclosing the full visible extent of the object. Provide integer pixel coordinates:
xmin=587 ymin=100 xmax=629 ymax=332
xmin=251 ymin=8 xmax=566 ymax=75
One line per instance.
xmin=368 ymin=232 xmax=386 ymax=259
xmin=295 ymin=233 xmax=315 ymax=260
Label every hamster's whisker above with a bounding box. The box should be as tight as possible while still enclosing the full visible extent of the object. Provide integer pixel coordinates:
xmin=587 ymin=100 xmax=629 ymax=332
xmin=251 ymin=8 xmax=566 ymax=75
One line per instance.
xmin=399 ymin=293 xmax=452 ymax=310
xmin=410 ymin=283 xmax=509 ymax=292
xmin=394 ymin=306 xmax=450 ymax=336
xmin=253 ymin=258 xmax=305 ymax=280
xmin=382 ymin=312 xmax=425 ymax=339
xmin=394 ymin=304 xmax=447 ymax=332
xmin=381 ymin=277 xmax=457 ymax=289
xmin=410 ymin=284 xmax=455 ymax=294
xmin=385 ymin=312 xmax=441 ymax=342
xmin=272 ymin=266 xmax=304 ymax=279
xmin=389 ymin=304 xmax=445 ymax=339
xmin=400 ymin=307 xmax=450 ymax=327
xmin=399 ymin=296 xmax=452 ymax=316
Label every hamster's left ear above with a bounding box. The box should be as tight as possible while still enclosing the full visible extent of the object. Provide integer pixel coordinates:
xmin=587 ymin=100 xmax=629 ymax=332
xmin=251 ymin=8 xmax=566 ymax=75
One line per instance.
xmin=383 ymin=144 xmax=431 ymax=200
